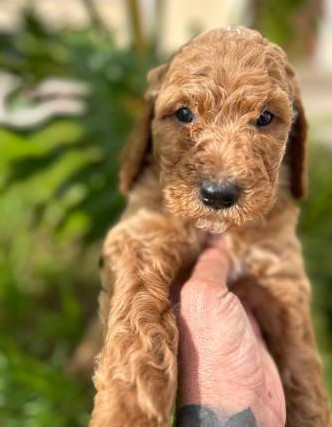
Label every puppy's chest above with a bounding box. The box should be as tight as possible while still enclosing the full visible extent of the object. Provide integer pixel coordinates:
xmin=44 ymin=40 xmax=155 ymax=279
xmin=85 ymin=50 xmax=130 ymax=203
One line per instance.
xmin=222 ymin=232 xmax=283 ymax=286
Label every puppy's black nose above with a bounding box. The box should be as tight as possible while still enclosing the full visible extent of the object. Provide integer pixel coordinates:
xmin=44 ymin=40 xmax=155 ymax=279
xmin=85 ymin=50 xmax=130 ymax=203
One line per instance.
xmin=200 ymin=181 xmax=240 ymax=209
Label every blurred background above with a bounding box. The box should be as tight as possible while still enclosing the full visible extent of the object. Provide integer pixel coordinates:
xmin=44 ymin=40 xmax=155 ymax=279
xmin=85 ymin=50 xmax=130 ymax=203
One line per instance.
xmin=0 ymin=0 xmax=331 ymax=425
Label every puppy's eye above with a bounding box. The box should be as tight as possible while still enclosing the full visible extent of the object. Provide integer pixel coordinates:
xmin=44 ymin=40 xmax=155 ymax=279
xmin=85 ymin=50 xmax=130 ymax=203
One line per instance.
xmin=255 ymin=110 xmax=274 ymax=127
xmin=175 ymin=107 xmax=194 ymax=123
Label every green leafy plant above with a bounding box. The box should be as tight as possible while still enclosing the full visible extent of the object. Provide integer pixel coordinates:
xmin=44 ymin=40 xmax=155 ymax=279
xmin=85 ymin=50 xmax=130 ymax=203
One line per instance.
xmin=0 ymin=8 xmax=160 ymax=425
xmin=0 ymin=10 xmax=159 ymax=242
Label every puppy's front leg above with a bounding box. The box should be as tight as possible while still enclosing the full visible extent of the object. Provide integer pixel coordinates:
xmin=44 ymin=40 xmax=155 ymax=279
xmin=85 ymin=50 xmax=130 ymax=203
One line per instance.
xmin=240 ymin=272 xmax=330 ymax=427
xmin=264 ymin=278 xmax=330 ymax=427
xmin=90 ymin=211 xmax=203 ymax=427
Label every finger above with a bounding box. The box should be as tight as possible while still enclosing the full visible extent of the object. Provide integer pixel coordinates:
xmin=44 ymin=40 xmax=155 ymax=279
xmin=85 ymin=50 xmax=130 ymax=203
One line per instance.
xmin=170 ymin=237 xmax=230 ymax=306
xmin=206 ymin=233 xmax=227 ymax=251
xmin=189 ymin=239 xmax=230 ymax=287
xmin=175 ymin=241 xmax=232 ymax=318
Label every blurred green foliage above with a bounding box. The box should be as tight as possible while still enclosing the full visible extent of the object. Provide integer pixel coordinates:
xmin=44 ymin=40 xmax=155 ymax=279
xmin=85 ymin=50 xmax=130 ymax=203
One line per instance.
xmin=300 ymin=143 xmax=332 ymax=396
xmin=252 ymin=0 xmax=323 ymax=59
xmin=0 ymin=7 xmax=331 ymax=426
xmin=0 ymin=10 xmax=158 ymax=426
xmin=0 ymin=11 xmax=158 ymax=242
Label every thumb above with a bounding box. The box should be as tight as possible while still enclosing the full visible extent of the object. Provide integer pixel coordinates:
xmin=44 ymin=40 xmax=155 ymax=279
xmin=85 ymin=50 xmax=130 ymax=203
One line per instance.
xmin=189 ymin=237 xmax=230 ymax=287
xmin=174 ymin=237 xmax=231 ymax=322
xmin=170 ymin=237 xmax=230 ymax=308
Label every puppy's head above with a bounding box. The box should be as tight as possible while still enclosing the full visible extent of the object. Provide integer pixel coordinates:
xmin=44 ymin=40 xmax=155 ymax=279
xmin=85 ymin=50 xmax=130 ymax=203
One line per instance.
xmin=120 ymin=27 xmax=307 ymax=232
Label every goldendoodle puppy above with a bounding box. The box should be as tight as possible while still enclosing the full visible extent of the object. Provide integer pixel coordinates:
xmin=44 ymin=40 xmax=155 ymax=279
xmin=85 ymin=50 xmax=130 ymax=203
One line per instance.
xmin=90 ymin=26 xmax=330 ymax=427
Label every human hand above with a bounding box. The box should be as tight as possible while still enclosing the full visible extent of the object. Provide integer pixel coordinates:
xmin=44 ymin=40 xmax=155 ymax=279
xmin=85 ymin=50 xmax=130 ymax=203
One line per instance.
xmin=174 ymin=237 xmax=286 ymax=426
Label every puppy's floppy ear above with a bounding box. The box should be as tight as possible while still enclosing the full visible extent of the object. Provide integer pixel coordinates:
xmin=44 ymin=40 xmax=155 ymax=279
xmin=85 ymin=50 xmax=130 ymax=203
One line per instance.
xmin=119 ymin=64 xmax=167 ymax=194
xmin=286 ymin=64 xmax=308 ymax=200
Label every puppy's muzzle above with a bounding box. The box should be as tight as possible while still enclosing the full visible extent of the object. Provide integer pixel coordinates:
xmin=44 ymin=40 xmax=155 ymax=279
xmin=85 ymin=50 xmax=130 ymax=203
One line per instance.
xmin=200 ymin=181 xmax=241 ymax=209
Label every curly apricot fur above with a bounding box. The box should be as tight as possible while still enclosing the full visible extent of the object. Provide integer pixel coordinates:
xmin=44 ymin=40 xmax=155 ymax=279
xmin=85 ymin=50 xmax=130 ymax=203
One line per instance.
xmin=90 ymin=27 xmax=330 ymax=427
